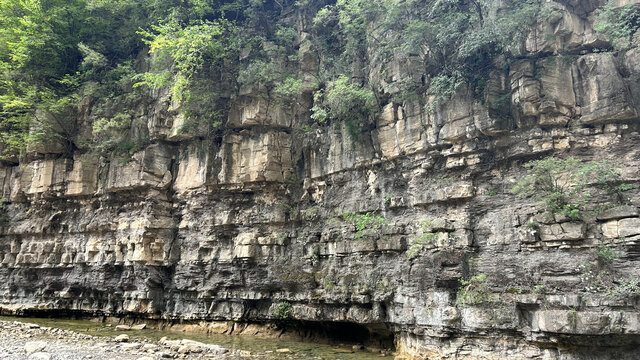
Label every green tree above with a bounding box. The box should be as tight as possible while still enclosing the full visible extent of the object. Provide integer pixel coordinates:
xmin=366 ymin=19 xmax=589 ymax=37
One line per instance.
xmin=595 ymin=0 xmax=640 ymax=50
xmin=0 ymin=0 xmax=91 ymax=158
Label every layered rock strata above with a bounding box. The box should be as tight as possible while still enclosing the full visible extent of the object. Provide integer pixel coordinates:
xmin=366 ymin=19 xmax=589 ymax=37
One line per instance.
xmin=2 ymin=1 xmax=640 ymax=359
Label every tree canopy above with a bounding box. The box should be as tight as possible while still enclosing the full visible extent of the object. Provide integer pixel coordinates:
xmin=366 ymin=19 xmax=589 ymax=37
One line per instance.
xmin=0 ymin=0 xmax=635 ymax=159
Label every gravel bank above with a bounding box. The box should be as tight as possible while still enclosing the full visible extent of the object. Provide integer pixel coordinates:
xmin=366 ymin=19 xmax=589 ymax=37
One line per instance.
xmin=0 ymin=320 xmax=247 ymax=360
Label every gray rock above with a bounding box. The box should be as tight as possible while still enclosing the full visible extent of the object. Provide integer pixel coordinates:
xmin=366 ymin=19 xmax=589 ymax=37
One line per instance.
xmin=0 ymin=1 xmax=640 ymax=360
xmin=24 ymin=341 xmax=46 ymax=353
xmin=114 ymin=334 xmax=130 ymax=343
xmin=28 ymin=352 xmax=51 ymax=360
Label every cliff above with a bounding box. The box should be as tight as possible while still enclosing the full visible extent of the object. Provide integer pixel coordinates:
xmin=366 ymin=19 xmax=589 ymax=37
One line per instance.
xmin=1 ymin=0 xmax=640 ymax=358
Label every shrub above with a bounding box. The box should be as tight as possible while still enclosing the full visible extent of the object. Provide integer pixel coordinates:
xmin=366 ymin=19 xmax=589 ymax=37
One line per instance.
xmin=428 ymin=73 xmax=463 ymax=111
xmin=341 ymin=211 xmax=386 ymax=240
xmin=595 ymin=1 xmax=640 ymax=50
xmin=457 ymin=274 xmax=490 ymax=306
xmin=596 ymin=242 xmax=618 ymax=264
xmin=607 ymin=277 xmax=640 ymax=300
xmin=274 ymin=76 xmax=303 ymax=99
xmin=137 ymin=19 xmax=236 ymax=105
xmin=315 ymin=75 xmax=378 ymax=139
xmin=406 ymin=232 xmax=437 ymax=259
xmin=273 ymin=301 xmax=292 ymax=320
xmin=407 ymin=220 xmax=448 ymax=259
xmin=511 ymin=157 xmax=630 ymax=220
xmin=311 ymin=0 xmax=543 ymax=110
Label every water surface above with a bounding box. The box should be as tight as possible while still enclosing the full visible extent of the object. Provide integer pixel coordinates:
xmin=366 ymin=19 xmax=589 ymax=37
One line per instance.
xmin=0 ymin=316 xmax=390 ymax=359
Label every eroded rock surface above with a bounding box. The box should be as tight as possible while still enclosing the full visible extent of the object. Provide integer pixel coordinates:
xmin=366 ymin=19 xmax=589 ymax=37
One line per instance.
xmin=1 ymin=1 xmax=640 ymax=359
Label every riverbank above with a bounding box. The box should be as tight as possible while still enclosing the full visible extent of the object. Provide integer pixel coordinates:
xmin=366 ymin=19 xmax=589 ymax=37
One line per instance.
xmin=0 ymin=317 xmax=392 ymax=359
xmin=0 ymin=320 xmax=237 ymax=360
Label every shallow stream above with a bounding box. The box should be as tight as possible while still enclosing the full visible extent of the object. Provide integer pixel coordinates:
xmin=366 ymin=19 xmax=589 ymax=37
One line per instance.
xmin=0 ymin=316 xmax=391 ymax=359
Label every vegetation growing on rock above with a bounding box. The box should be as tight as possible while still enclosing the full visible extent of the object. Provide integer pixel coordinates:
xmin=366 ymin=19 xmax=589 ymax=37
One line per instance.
xmin=511 ymin=157 xmax=630 ymax=220
xmin=6 ymin=0 xmax=636 ymax=157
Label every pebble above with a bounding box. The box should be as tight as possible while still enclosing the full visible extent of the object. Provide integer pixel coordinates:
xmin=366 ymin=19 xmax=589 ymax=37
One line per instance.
xmin=120 ymin=342 xmax=142 ymax=350
xmin=141 ymin=344 xmax=158 ymax=351
xmin=24 ymin=341 xmax=47 ymax=353
xmin=114 ymin=334 xmax=130 ymax=343
xmin=0 ymin=319 xmax=267 ymax=360
xmin=28 ymin=352 xmax=51 ymax=360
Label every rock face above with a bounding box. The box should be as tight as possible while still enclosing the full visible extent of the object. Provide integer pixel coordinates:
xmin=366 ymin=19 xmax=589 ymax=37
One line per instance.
xmin=1 ymin=1 xmax=640 ymax=359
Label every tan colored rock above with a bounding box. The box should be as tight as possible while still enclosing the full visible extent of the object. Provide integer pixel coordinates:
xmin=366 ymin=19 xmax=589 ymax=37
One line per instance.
xmin=575 ymin=53 xmax=638 ymax=124
xmin=602 ymin=220 xmax=619 ymax=238
xmin=597 ymin=206 xmax=639 ymax=221
xmin=0 ymin=165 xmax=12 ymax=199
xmin=66 ymin=155 xmax=98 ymax=196
xmin=218 ymin=131 xmax=292 ymax=184
xmin=24 ymin=341 xmax=47 ymax=353
xmin=526 ymin=3 xmax=601 ymax=54
xmin=537 ymin=57 xmax=576 ymax=126
xmin=166 ymin=112 xmax=193 ymax=141
xmin=510 ymin=60 xmax=541 ymax=122
xmin=174 ymin=141 xmax=214 ymax=192
xmin=23 ymin=159 xmax=65 ymax=195
xmin=227 ymin=97 xmax=292 ymax=128
xmin=306 ymin=122 xmax=377 ymax=179
xmin=602 ymin=217 xmax=640 ymax=238
xmin=114 ymin=334 xmax=130 ymax=342
xmin=539 ymin=222 xmax=586 ymax=241
xmin=618 ymin=218 xmax=640 ymax=238
xmin=105 ymin=144 xmax=172 ymax=192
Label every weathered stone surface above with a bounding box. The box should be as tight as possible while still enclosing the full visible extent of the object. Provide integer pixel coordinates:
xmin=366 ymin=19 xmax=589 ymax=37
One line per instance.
xmin=218 ymin=131 xmax=292 ymax=184
xmin=374 ymin=103 xmax=426 ymax=159
xmin=597 ymin=205 xmax=639 ymax=221
xmin=538 ymin=222 xmax=586 ymax=242
xmin=105 ymin=144 xmax=172 ymax=192
xmin=602 ymin=217 xmax=640 ymax=238
xmin=575 ymin=53 xmax=638 ymax=124
xmin=1 ymin=2 xmax=640 ymax=360
xmin=114 ymin=334 xmax=129 ymax=342
xmin=227 ymin=97 xmax=293 ymax=128
xmin=24 ymin=341 xmax=47 ymax=353
xmin=173 ymin=141 xmax=216 ymax=192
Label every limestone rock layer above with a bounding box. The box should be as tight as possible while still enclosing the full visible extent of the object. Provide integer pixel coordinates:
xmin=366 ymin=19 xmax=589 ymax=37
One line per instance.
xmin=1 ymin=1 xmax=640 ymax=359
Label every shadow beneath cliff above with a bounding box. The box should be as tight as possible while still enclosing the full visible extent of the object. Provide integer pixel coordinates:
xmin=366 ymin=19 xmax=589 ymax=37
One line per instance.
xmin=277 ymin=321 xmax=395 ymax=350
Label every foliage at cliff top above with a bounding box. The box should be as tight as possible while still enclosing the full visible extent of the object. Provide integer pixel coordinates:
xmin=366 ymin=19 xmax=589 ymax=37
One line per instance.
xmin=595 ymin=0 xmax=640 ymax=50
xmin=0 ymin=0 xmax=637 ymax=159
